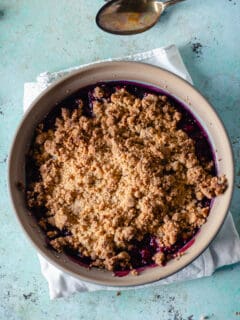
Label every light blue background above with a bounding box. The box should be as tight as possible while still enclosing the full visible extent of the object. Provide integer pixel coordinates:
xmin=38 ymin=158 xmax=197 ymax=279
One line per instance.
xmin=0 ymin=1 xmax=240 ymax=319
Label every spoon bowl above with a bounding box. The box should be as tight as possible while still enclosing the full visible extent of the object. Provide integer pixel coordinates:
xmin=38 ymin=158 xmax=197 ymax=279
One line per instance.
xmin=96 ymin=0 xmax=186 ymax=35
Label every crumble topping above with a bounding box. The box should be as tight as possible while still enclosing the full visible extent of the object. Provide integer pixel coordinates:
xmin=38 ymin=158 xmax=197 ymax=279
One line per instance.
xmin=27 ymin=85 xmax=228 ymax=272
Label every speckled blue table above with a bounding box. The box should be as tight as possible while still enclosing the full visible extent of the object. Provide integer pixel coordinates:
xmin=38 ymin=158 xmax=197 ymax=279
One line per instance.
xmin=1 ymin=1 xmax=240 ymax=319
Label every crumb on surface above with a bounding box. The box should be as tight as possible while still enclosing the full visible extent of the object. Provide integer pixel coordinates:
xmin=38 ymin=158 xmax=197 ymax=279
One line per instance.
xmin=191 ymin=42 xmax=203 ymax=57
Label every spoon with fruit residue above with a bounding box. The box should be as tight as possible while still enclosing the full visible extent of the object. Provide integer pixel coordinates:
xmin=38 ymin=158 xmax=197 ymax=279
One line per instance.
xmin=96 ymin=0 xmax=186 ymax=35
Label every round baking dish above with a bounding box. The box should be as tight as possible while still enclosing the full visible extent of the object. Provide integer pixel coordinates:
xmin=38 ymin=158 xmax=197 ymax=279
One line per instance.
xmin=8 ymin=61 xmax=234 ymax=287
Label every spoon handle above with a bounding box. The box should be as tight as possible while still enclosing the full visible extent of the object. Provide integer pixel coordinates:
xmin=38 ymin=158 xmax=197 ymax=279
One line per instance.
xmin=163 ymin=0 xmax=186 ymax=9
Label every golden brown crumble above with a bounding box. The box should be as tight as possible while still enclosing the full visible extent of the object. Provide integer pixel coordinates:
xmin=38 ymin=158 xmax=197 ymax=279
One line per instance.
xmin=27 ymin=86 xmax=228 ymax=271
xmin=130 ymin=269 xmax=139 ymax=276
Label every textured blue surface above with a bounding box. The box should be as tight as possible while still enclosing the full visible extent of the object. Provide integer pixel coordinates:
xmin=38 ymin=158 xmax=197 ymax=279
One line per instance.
xmin=0 ymin=1 xmax=240 ymax=319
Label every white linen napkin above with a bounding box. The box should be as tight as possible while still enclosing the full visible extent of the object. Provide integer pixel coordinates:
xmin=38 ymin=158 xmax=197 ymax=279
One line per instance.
xmin=23 ymin=45 xmax=240 ymax=299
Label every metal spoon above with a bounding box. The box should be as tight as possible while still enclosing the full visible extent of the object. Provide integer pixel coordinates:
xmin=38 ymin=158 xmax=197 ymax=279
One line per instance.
xmin=96 ymin=0 xmax=186 ymax=35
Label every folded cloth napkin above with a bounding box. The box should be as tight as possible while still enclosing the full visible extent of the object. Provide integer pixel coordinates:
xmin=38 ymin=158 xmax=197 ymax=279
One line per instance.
xmin=24 ymin=45 xmax=240 ymax=299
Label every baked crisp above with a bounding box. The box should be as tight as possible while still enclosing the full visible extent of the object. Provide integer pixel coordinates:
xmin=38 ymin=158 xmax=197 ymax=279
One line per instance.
xmin=26 ymin=84 xmax=228 ymax=272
